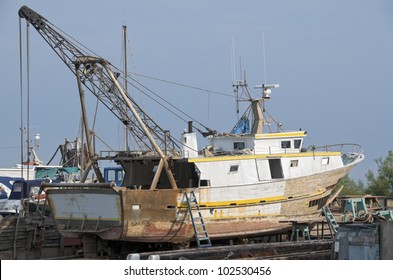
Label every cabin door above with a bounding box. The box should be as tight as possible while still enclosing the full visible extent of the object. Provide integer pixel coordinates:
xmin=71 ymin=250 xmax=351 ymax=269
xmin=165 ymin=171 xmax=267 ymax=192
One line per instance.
xmin=268 ymin=159 xmax=284 ymax=179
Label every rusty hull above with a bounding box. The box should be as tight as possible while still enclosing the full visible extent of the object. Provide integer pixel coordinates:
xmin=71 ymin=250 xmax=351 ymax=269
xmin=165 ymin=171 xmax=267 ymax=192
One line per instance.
xmin=120 ymin=189 xmax=194 ymax=243
xmin=45 ymin=164 xmax=354 ymax=243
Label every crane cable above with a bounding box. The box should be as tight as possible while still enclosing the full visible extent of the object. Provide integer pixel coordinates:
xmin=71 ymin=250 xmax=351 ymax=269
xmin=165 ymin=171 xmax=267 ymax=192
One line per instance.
xmin=121 ymin=70 xmax=218 ymax=132
xmin=19 ymin=17 xmax=24 ymax=179
xmin=44 ymin=19 xmax=248 ymax=140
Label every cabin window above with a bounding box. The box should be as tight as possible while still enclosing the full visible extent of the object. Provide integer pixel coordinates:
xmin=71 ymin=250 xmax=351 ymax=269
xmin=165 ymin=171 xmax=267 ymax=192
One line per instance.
xmin=322 ymin=157 xmax=330 ymax=165
xmin=106 ymin=170 xmax=116 ymax=182
xmin=13 ymin=184 xmax=22 ymax=193
xmin=281 ymin=141 xmax=291 ymax=149
xmin=199 ymin=179 xmax=211 ymax=187
xmin=230 ymin=165 xmax=239 ymax=172
xmin=290 ymin=160 xmax=299 ymax=167
xmin=294 ymin=139 xmax=302 ymax=149
xmin=183 ymin=137 xmax=187 ymax=143
xmin=234 ymin=141 xmax=246 ymax=150
xmin=118 ymin=170 xmax=124 ymax=181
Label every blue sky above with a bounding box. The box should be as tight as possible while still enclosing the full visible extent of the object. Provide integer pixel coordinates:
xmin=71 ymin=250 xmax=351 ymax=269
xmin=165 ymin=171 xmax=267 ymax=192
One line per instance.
xmin=1 ymin=0 xmax=393 ymax=183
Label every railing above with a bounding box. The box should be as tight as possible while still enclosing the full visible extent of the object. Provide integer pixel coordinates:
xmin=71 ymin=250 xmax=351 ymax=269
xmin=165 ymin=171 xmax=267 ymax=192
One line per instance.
xmin=99 ymin=150 xmax=144 ymax=159
xmin=306 ymin=143 xmax=364 ymax=165
xmin=306 ymin=143 xmax=363 ymax=154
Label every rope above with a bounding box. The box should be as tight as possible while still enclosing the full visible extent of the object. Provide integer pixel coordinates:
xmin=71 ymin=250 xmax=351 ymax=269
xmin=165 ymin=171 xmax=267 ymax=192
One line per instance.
xmin=130 ymin=72 xmax=235 ymax=99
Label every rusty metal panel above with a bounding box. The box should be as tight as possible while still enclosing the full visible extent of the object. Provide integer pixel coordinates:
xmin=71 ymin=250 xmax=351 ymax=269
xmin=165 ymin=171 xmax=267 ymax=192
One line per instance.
xmin=122 ymin=189 xmax=179 ymax=223
xmin=46 ymin=188 xmax=122 ymax=239
xmin=121 ymin=189 xmax=194 ymax=242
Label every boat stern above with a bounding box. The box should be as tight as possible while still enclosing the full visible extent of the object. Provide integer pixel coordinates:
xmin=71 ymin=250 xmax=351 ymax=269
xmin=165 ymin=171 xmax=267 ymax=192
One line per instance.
xmin=44 ymin=183 xmax=123 ymax=240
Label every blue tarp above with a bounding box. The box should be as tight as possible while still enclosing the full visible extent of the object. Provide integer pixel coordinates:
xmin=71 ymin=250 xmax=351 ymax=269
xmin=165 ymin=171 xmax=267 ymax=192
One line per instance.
xmin=231 ymin=117 xmax=250 ymax=134
xmin=35 ymin=167 xmax=79 ymax=179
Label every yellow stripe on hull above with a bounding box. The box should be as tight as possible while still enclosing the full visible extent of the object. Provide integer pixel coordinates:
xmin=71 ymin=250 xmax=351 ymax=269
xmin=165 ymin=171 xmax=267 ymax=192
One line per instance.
xmin=254 ymin=131 xmax=307 ymax=138
xmin=188 ymin=151 xmax=341 ymax=163
xmin=178 ymin=189 xmax=327 ymax=208
xmin=54 ymin=217 xmax=120 ymax=221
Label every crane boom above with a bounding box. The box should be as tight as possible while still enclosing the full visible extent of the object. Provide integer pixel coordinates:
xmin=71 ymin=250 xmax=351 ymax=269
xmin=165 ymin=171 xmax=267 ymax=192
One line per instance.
xmin=18 ymin=6 xmax=178 ymax=153
xmin=19 ymin=6 xmax=179 ymax=188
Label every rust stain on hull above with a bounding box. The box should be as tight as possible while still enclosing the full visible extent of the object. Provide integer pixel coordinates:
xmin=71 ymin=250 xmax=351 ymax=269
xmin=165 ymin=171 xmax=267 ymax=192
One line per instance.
xmin=120 ymin=189 xmax=194 ymax=242
xmin=47 ymin=165 xmax=354 ymax=243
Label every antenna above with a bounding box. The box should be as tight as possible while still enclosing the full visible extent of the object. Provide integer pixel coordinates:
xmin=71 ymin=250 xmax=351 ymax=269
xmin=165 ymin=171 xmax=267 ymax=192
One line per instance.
xmin=231 ymin=37 xmax=251 ymax=118
xmin=262 ymin=33 xmax=267 ymax=84
xmin=254 ymin=84 xmax=280 ymax=100
xmin=231 ymin=37 xmax=241 ymax=116
xmin=231 ymin=35 xmax=236 ymax=84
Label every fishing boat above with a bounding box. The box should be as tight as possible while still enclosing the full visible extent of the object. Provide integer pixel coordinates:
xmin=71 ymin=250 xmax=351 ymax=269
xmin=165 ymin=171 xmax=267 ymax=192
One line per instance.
xmin=0 ymin=177 xmax=23 ymax=210
xmin=18 ymin=5 xmax=364 ymax=251
xmin=0 ymin=138 xmax=87 ymax=216
xmin=0 ymin=138 xmax=81 ymax=182
xmin=44 ymin=83 xmax=364 ymax=245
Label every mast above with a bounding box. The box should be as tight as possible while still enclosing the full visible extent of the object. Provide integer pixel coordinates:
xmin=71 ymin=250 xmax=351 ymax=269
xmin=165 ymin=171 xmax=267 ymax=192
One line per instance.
xmin=26 ymin=21 xmax=30 ymax=179
xmin=253 ymin=84 xmax=280 ymax=134
xmin=74 ymin=63 xmax=104 ymax=182
xmin=122 ymin=25 xmax=129 ymax=151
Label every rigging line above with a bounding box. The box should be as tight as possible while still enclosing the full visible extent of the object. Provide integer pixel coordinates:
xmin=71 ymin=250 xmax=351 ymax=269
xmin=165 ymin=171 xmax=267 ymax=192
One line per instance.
xmin=26 ymin=21 xmax=30 ymax=178
xmin=50 ymin=21 xmax=103 ymax=60
xmin=47 ymin=20 xmax=227 ymax=133
xmin=119 ymin=26 xmax=129 ymax=151
xmin=263 ymin=109 xmax=284 ymax=132
xmin=126 ymin=81 xmax=190 ymax=124
xmin=119 ymin=69 xmax=212 ymax=131
xmin=49 ymin=16 xmax=232 ymax=101
xmin=19 ymin=17 xmax=24 ymax=178
xmin=91 ymin=97 xmax=99 ymax=133
xmin=168 ymin=132 xmax=206 ymax=153
xmin=45 ymin=18 xmax=228 ymax=132
xmin=94 ymin=133 xmax=115 ymax=151
xmin=128 ymin=72 xmax=236 ymax=99
xmin=125 ymin=29 xmax=146 ymax=109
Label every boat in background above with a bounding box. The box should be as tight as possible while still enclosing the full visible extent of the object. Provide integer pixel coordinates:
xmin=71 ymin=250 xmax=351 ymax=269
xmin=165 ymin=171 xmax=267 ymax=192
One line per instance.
xmin=0 ymin=179 xmax=57 ymax=216
xmin=0 ymin=137 xmax=90 ymax=182
xmin=0 ymin=177 xmax=22 ymax=210
xmin=0 ymin=138 xmax=88 ymax=216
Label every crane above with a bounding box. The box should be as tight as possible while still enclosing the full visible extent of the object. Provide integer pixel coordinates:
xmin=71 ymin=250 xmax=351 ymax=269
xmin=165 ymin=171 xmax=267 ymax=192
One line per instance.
xmin=18 ymin=6 xmax=178 ymax=188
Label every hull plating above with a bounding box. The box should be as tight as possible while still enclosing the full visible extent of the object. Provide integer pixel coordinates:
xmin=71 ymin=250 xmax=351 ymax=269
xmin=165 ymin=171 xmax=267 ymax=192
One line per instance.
xmin=46 ymin=163 xmax=355 ymax=243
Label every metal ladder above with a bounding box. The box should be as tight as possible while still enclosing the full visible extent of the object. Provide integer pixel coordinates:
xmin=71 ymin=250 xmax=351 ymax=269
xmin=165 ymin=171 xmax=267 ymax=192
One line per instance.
xmin=322 ymin=206 xmax=339 ymax=234
xmin=184 ymin=191 xmax=212 ymax=248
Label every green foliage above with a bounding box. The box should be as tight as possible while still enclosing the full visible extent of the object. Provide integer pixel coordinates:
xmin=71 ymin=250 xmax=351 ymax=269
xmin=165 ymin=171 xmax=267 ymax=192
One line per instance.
xmin=364 ymin=150 xmax=393 ymax=196
xmin=336 ymin=175 xmax=365 ymax=195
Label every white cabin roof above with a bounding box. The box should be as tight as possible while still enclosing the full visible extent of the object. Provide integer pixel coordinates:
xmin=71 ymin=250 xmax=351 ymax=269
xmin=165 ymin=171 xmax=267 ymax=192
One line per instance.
xmin=208 ymin=131 xmax=307 ymax=155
